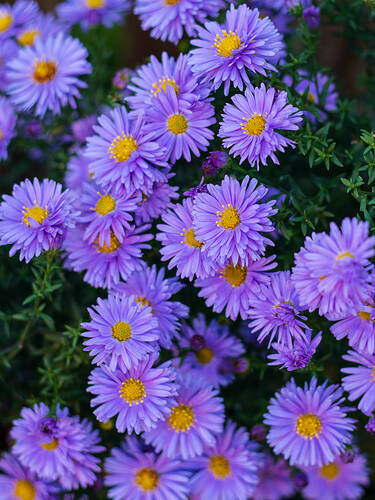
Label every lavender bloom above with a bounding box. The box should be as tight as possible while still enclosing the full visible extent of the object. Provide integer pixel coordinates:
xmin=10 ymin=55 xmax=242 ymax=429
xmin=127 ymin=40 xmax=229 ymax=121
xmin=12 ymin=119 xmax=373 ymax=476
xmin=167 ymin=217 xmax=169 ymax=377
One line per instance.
xmin=64 ymin=148 xmax=92 ymax=193
xmin=268 ymin=330 xmax=322 ymax=371
xmin=105 ymin=437 xmax=190 ymax=499
xmin=57 ymin=0 xmax=129 ymax=31
xmin=219 ymin=84 xmax=302 ymax=168
xmin=193 ymin=175 xmax=277 ymax=266
xmin=292 ymin=217 xmax=375 ymax=317
xmin=0 ymin=38 xmax=18 ymax=91
xmin=252 ymin=453 xmax=294 ymax=500
xmin=341 ymin=349 xmax=375 ymax=416
xmin=6 ymin=32 xmax=91 ymax=117
xmin=201 ymin=151 xmax=228 ymax=176
xmin=0 ymin=1 xmax=39 ymax=39
xmin=0 ymin=96 xmax=16 ymax=160
xmin=143 ymin=376 xmax=224 ymax=459
xmin=264 ymin=377 xmax=355 ymax=466
xmin=188 ymin=421 xmax=259 ymax=499
xmin=294 ymin=71 xmax=338 ymax=122
xmin=88 ymin=353 xmax=178 ymax=433
xmin=15 ymin=11 xmax=62 ymax=48
xmin=190 ymin=5 xmax=283 ymax=95
xmin=112 ymin=67 xmax=133 ymax=91
xmin=365 ymin=417 xmax=375 ymax=435
xmin=135 ymin=176 xmax=179 ymax=225
xmin=250 ymin=424 xmax=267 ymax=442
xmin=0 ymin=178 xmax=78 ymax=263
xmin=81 ymin=295 xmax=159 ymax=371
xmin=183 ymin=177 xmax=208 ymax=201
xmin=71 ymin=115 xmax=96 ymax=143
xmin=303 ymin=5 xmax=320 ymax=29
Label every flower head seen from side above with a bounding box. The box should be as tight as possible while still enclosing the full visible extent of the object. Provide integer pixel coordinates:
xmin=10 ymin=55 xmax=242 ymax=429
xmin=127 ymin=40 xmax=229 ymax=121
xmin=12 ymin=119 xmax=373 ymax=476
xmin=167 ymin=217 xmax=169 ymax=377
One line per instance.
xmin=301 ymin=451 xmax=369 ymax=500
xmin=195 ymin=255 xmax=277 ymax=320
xmin=292 ymin=217 xmax=375 ymax=317
xmin=143 ymin=376 xmax=224 ymax=459
xmin=341 ymin=349 xmax=375 ymax=416
xmin=0 ymin=178 xmax=78 ymax=263
xmin=6 ymin=32 xmax=91 ymax=117
xmin=88 ymin=353 xmax=178 ymax=434
xmin=156 ymin=197 xmax=216 ymax=281
xmin=219 ymin=84 xmax=303 ymax=168
xmin=188 ymin=421 xmax=259 ymax=500
xmin=64 ymin=149 xmax=92 ymax=193
xmin=0 ymin=96 xmax=17 ymax=160
xmin=85 ymin=106 xmax=168 ymax=194
xmin=264 ymin=377 xmax=355 ymax=467
xmin=178 ymin=314 xmax=245 ymax=388
xmin=295 ymin=71 xmax=338 ymax=123
xmin=252 ymin=453 xmax=295 ymax=500
xmin=57 ymin=0 xmax=129 ymax=31
xmin=105 ymin=437 xmax=190 ymax=500
xmin=134 ymin=175 xmax=179 ymax=225
xmin=268 ymin=330 xmax=322 ymax=371
xmin=193 ymin=175 xmax=277 ymax=266
xmin=190 ymin=5 xmax=283 ymax=95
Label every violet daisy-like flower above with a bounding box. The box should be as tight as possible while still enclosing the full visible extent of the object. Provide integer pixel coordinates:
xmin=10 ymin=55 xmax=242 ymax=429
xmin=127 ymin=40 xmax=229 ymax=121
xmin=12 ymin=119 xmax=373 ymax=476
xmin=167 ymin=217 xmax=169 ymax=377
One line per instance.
xmin=113 ymin=265 xmax=189 ymax=348
xmin=341 ymin=349 xmax=375 ymax=416
xmin=292 ymin=217 xmax=375 ymax=317
xmin=0 ymin=177 xmax=78 ymax=263
xmin=105 ymin=437 xmax=190 ymax=500
xmin=64 ymin=148 xmax=92 ymax=193
xmin=301 ymin=451 xmax=369 ymax=500
xmin=144 ymin=87 xmax=215 ymax=164
xmin=57 ymin=0 xmax=129 ymax=31
xmin=247 ymin=271 xmax=309 ymax=346
xmin=219 ymin=84 xmax=302 ymax=168
xmin=85 ymin=106 xmax=168 ymax=194
xmin=63 ymin=223 xmax=152 ymax=288
xmin=143 ymin=376 xmax=224 ymax=459
xmin=0 ymin=38 xmax=18 ymax=91
xmin=252 ymin=453 xmax=294 ymax=500
xmin=295 ymin=71 xmax=338 ymax=123
xmin=193 ymin=175 xmax=277 ymax=266
xmin=190 ymin=5 xmax=283 ymax=95
xmin=88 ymin=353 xmax=178 ymax=433
xmin=264 ymin=377 xmax=355 ymax=467
xmin=0 ymin=96 xmax=16 ymax=160
xmin=201 ymin=150 xmax=228 ymax=176
xmin=178 ymin=314 xmax=245 ymax=387
xmin=11 ymin=403 xmax=104 ymax=490
xmin=81 ymin=295 xmax=159 ymax=371
xmin=134 ymin=0 xmax=224 ymax=45
xmin=156 ymin=197 xmax=216 ymax=281
xmin=71 ymin=115 xmax=96 ymax=143
xmin=15 ymin=11 xmax=61 ymax=48
xmin=268 ymin=330 xmax=322 ymax=371
xmin=196 ymin=255 xmax=277 ymax=320
xmin=134 ymin=176 xmax=179 ymax=225
xmin=188 ymin=421 xmax=259 ymax=499
xmin=6 ymin=32 xmax=91 ymax=117
xmin=0 ymin=1 xmax=39 ymax=39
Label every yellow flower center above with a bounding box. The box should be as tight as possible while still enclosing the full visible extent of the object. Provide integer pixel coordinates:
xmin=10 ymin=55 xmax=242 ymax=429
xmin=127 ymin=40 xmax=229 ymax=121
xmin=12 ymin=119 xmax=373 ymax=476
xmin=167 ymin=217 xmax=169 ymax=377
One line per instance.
xmin=135 ymin=467 xmax=159 ymax=491
xmin=181 ymin=228 xmax=204 ymax=248
xmin=371 ymin=366 xmax=375 ymax=382
xmin=17 ymin=29 xmax=40 ymax=46
xmin=112 ymin=321 xmax=132 ymax=341
xmin=13 ymin=479 xmax=36 ymax=500
xmin=41 ymin=438 xmax=59 ymax=451
xmin=95 ymin=193 xmax=116 ymax=215
xmin=96 ymin=231 xmax=121 ymax=253
xmin=319 ymin=462 xmax=339 ymax=480
xmin=151 ymin=77 xmax=179 ymax=97
xmin=214 ymin=30 xmax=241 ymax=57
xmin=136 ymin=295 xmax=152 ymax=308
xmin=168 ymin=404 xmax=194 ymax=432
xmin=119 ymin=378 xmax=146 ymax=405
xmin=33 ymin=60 xmax=57 ymax=84
xmin=241 ymin=114 xmax=266 ymax=136
xmin=209 ymin=455 xmax=231 ymax=479
xmin=165 ymin=0 xmax=180 ymax=4
xmin=196 ymin=347 xmax=213 ymax=364
xmin=100 ymin=420 xmax=113 ymax=430
xmin=22 ymin=202 xmax=48 ymax=226
xmin=358 ymin=311 xmax=372 ymax=321
xmin=0 ymin=128 xmax=3 ymax=139
xmin=296 ymin=413 xmax=322 ymax=439
xmin=0 ymin=14 xmax=12 ymax=33
xmin=217 ymin=204 xmax=240 ymax=229
xmin=86 ymin=0 xmax=105 ymax=7
xmin=221 ymin=264 xmax=247 ymax=287
xmin=307 ymin=92 xmax=316 ymax=103
xmin=336 ymin=251 xmax=354 ymax=260
xmin=167 ymin=114 xmax=188 ymax=135
xmin=109 ymin=132 xmax=138 ymax=162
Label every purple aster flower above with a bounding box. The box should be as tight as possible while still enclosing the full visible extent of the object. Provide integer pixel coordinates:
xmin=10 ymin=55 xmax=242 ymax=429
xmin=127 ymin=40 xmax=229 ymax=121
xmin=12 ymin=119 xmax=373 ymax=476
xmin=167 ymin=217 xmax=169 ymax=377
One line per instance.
xmin=144 ymin=87 xmax=215 ymax=164
xmin=264 ymin=377 xmax=355 ymax=467
xmin=105 ymin=437 xmax=190 ymax=499
xmin=143 ymin=376 xmax=224 ymax=459
xmin=195 ymin=255 xmax=277 ymax=320
xmin=219 ymin=84 xmax=303 ymax=168
xmin=113 ymin=67 xmax=133 ymax=91
xmin=0 ymin=177 xmax=78 ymax=263
xmin=201 ymin=150 xmax=228 ymax=176
xmin=57 ymin=0 xmax=129 ymax=31
xmin=301 ymin=452 xmax=369 ymax=500
xmin=341 ymin=349 xmax=375 ymax=416
xmin=63 ymin=223 xmax=152 ymax=288
xmin=292 ymin=217 xmax=375 ymax=317
xmin=64 ymin=148 xmax=92 ymax=193
xmin=76 ymin=182 xmax=140 ymax=247
xmin=252 ymin=1 xmax=292 ymax=34
xmin=15 ymin=11 xmax=62 ymax=48
xmin=156 ymin=198 xmax=216 ymax=281
xmin=294 ymin=71 xmax=338 ymax=122
xmin=25 ymin=121 xmax=43 ymax=138
xmin=252 ymin=453 xmax=294 ymax=500
xmin=188 ymin=421 xmax=259 ymax=499
xmin=0 ymin=1 xmax=39 ymax=39
xmin=85 ymin=106 xmax=168 ymax=194
xmin=303 ymin=5 xmax=320 ymax=29
xmin=88 ymin=352 xmax=178 ymax=433
xmin=0 ymin=38 xmax=18 ymax=91
xmin=183 ymin=177 xmax=208 ymax=201
xmin=0 ymin=452 xmax=59 ymax=499
xmin=268 ymin=330 xmax=322 ymax=371
xmin=6 ymin=32 xmax=91 ymax=117
xmin=134 ymin=0 xmax=224 ymax=45
xmin=134 ymin=175 xmax=179 ymax=225
xmin=71 ymin=115 xmax=96 ymax=143
xmin=251 ymin=424 xmax=267 ymax=442
xmin=81 ymin=294 xmax=159 ymax=371
xmin=247 ymin=271 xmax=309 ymax=346
xmin=11 ymin=403 xmax=104 ymax=490
xmin=112 ymin=265 xmax=189 ymax=348
xmin=178 ymin=314 xmax=245 ymax=387
xmin=365 ymin=417 xmax=375 ymax=434
xmin=190 ymin=5 xmax=283 ymax=95
xmin=0 ymin=96 xmax=16 ymax=160
xmin=192 ymin=175 xmax=277 ymax=266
